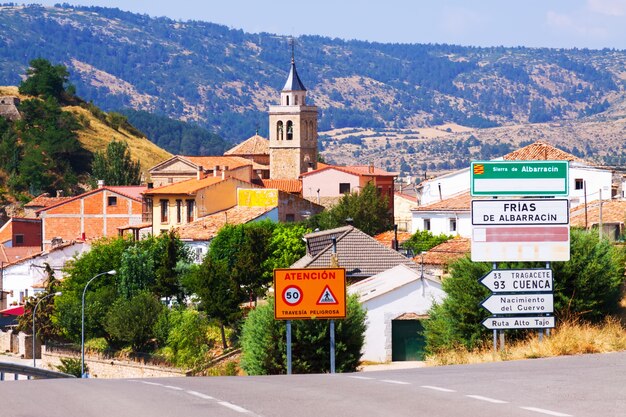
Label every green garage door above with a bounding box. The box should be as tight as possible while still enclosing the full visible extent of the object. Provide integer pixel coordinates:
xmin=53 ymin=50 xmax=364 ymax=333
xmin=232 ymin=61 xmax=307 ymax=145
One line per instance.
xmin=392 ymin=319 xmax=426 ymax=361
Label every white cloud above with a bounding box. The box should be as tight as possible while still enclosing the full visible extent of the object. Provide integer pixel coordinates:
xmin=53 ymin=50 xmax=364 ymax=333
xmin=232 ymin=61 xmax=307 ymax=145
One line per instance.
xmin=441 ymin=6 xmax=484 ymax=37
xmin=546 ymin=10 xmax=609 ymax=40
xmin=587 ymin=0 xmax=626 ymax=16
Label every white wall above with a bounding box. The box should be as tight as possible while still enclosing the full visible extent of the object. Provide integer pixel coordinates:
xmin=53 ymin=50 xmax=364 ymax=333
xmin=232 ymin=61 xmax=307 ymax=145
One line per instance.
xmin=418 ymin=169 xmax=469 ymax=207
xmin=567 ymin=165 xmax=612 ymax=207
xmin=2 ymin=243 xmax=90 ymax=306
xmin=357 ymin=279 xmax=445 ymax=363
xmin=411 ymin=211 xmax=472 ymax=238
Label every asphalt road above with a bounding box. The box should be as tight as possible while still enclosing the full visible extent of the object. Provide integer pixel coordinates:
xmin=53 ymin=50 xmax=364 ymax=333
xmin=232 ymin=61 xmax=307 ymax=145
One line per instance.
xmin=1 ymin=352 xmax=624 ymax=417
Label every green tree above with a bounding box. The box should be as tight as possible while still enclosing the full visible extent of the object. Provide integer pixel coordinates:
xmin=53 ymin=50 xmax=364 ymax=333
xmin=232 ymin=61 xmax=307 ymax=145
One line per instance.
xmin=308 ymin=182 xmax=391 ymax=236
xmin=104 ymin=291 xmax=162 ymax=350
xmin=261 ymin=223 xmax=311 ymax=282
xmin=184 ymin=257 xmax=240 ymax=349
xmin=117 ymin=245 xmax=155 ymax=299
xmin=404 ymin=230 xmax=453 ymax=254
xmin=158 ymin=308 xmax=211 ymax=368
xmin=17 ymin=264 xmax=61 ymax=342
xmin=424 ymin=229 xmax=626 ymax=353
xmin=91 ymin=140 xmax=141 ymax=186
xmin=240 ymin=295 xmax=366 ymax=375
xmin=151 ymin=230 xmax=190 ymax=302
xmin=18 ymin=58 xmax=72 ymax=101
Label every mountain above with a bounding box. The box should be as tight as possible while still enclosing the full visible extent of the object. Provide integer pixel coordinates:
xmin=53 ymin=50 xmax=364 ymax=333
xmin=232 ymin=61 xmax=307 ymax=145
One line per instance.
xmin=0 ymin=4 xmax=625 ymax=174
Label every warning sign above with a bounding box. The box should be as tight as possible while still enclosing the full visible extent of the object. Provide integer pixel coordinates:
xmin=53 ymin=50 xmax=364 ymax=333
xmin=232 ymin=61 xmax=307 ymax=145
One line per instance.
xmin=317 ymin=285 xmax=338 ymax=305
xmin=274 ymin=268 xmax=346 ymax=320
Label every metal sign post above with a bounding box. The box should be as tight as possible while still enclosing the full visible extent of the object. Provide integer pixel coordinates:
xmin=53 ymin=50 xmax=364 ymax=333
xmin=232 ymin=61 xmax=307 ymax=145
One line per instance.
xmin=286 ymin=320 xmax=292 ymax=375
xmin=330 ymin=320 xmax=335 ymax=374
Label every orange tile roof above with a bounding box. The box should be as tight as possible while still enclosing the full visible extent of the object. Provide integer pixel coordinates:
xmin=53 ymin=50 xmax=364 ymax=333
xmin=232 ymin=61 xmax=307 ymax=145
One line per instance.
xmin=395 ymin=192 xmax=417 ymax=203
xmin=224 ymin=134 xmax=269 ymax=156
xmin=416 ymin=237 xmax=470 ymax=266
xmin=570 ymin=200 xmax=626 ymax=227
xmin=503 ymin=141 xmax=585 ymax=163
xmin=261 ymin=179 xmax=302 ymax=194
xmin=144 ymin=176 xmax=225 ymax=195
xmin=0 ymin=246 xmax=42 ymax=264
xmin=185 ymin=155 xmax=252 ymax=170
xmin=301 ymin=164 xmax=398 ymax=178
xmin=414 ymin=191 xmax=471 ymax=211
xmin=24 ymin=193 xmax=72 ymax=208
xmin=176 ymin=206 xmax=275 ymax=241
xmin=373 ymin=230 xmax=413 ymax=248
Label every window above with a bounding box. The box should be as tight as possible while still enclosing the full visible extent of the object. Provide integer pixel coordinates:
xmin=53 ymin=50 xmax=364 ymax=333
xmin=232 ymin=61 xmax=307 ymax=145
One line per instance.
xmin=176 ymin=200 xmax=182 ymax=223
xmin=277 ymin=121 xmax=283 ymax=140
xmin=286 ymin=121 xmax=293 ymax=140
xmin=160 ymin=200 xmax=169 ymax=223
xmin=424 ymin=219 xmax=431 ymax=231
xmin=286 ymin=96 xmax=289 ymax=105
xmin=286 ymin=214 xmax=295 ymax=222
xmin=295 ymin=95 xmax=298 ymax=105
xmin=339 ymin=183 xmax=351 ymax=194
xmin=575 ymin=178 xmax=584 ymax=190
xmin=107 ymin=196 xmax=117 ymax=206
xmin=187 ymin=200 xmax=195 ymax=223
xmin=15 ymin=234 xmax=24 ymax=246
xmin=450 ymin=218 xmax=457 ymax=232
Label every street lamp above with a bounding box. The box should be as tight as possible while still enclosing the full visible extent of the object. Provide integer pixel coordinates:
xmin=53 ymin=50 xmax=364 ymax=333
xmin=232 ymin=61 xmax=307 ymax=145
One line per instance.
xmin=81 ymin=270 xmax=116 ymax=378
xmin=32 ymin=291 xmax=62 ymax=368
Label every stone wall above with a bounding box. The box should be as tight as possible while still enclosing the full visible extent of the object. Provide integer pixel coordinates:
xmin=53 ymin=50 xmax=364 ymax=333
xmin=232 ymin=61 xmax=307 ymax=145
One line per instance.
xmin=41 ymin=345 xmax=187 ymax=378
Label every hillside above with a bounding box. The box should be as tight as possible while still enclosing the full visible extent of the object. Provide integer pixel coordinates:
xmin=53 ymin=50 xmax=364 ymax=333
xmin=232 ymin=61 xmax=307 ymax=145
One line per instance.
xmin=1 ymin=4 xmax=625 ymax=174
xmin=0 ymin=86 xmax=171 ymax=171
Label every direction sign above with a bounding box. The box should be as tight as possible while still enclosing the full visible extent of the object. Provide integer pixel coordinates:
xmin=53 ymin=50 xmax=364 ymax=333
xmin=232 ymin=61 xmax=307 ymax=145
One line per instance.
xmin=479 ymin=269 xmax=553 ymax=293
xmin=472 ymin=199 xmax=569 ymax=226
xmin=274 ymin=268 xmax=346 ymax=320
xmin=481 ymin=293 xmax=553 ymax=315
xmin=471 ymin=161 xmax=569 ymax=196
xmin=482 ymin=316 xmax=555 ymax=330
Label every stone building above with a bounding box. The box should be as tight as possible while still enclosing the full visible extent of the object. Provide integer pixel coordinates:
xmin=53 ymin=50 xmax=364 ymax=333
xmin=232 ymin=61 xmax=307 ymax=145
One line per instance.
xmin=269 ymin=56 xmax=318 ymax=179
xmin=0 ymin=96 xmax=21 ymax=121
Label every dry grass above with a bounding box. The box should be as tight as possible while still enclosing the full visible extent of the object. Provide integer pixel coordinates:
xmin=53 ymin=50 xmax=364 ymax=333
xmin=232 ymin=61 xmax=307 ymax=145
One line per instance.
xmin=426 ymin=317 xmax=626 ymax=366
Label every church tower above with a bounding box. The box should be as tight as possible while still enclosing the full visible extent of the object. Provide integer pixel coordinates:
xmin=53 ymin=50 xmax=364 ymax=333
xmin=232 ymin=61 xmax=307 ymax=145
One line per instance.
xmin=269 ymin=52 xmax=318 ymax=179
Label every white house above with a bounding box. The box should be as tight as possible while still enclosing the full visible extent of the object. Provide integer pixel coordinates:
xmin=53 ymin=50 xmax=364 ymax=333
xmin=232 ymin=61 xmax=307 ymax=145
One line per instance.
xmin=348 ymin=264 xmax=445 ymax=363
xmin=410 ymin=191 xmax=471 ymax=237
xmin=417 ymin=141 xmax=612 ymax=208
xmin=1 ymin=242 xmax=90 ymax=308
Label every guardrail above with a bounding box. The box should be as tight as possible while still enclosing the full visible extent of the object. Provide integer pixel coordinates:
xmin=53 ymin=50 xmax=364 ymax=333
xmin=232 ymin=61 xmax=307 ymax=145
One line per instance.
xmin=0 ymin=361 xmax=76 ymax=380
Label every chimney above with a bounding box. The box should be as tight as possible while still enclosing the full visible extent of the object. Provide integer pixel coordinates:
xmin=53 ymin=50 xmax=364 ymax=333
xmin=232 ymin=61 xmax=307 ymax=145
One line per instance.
xmin=197 ymin=165 xmax=204 ymax=180
xmin=214 ymin=165 xmax=219 ymax=177
xmin=97 ymin=180 xmax=105 ymax=188
xmin=222 ymin=166 xmax=229 ymax=180
xmin=56 ymin=190 xmax=64 ymax=198
xmin=369 ymin=162 xmax=374 ymax=174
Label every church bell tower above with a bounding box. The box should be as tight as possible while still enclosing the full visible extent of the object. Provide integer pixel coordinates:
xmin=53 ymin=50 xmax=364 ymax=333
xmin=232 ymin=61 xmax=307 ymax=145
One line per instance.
xmin=269 ymin=50 xmax=318 ymax=179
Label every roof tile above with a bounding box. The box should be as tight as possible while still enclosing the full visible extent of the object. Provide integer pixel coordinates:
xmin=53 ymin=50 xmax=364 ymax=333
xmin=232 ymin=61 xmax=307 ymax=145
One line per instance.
xmin=503 ymin=141 xmax=585 ymax=162
xmin=224 ymin=134 xmax=269 ymax=156
xmin=144 ymin=176 xmax=225 ymax=195
xmin=176 ymin=206 xmax=274 ymax=241
xmin=261 ymin=179 xmax=302 ymax=193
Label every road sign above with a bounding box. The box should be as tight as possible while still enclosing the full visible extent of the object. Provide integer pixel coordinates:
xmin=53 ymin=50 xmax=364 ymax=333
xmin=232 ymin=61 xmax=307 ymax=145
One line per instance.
xmin=482 ymin=316 xmax=555 ymax=330
xmin=472 ymin=199 xmax=569 ymax=226
xmin=481 ymin=293 xmax=553 ymax=315
xmin=471 ymin=161 xmax=569 ymax=196
xmin=479 ymin=269 xmax=553 ymax=293
xmin=274 ymin=268 xmax=346 ymax=320
xmin=471 ymin=225 xmax=570 ymax=262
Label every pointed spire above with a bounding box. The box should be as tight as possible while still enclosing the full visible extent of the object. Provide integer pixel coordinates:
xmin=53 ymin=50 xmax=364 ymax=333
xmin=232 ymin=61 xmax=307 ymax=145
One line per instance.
xmin=282 ymin=38 xmax=306 ymax=92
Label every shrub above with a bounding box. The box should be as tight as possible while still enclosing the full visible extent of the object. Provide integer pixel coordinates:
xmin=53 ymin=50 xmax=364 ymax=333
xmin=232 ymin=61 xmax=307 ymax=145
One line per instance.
xmin=104 ymin=291 xmax=162 ymax=350
xmin=56 ymin=357 xmax=84 ymax=378
xmin=162 ymin=308 xmax=211 ymax=368
xmin=240 ymin=295 xmax=366 ymax=375
xmin=84 ymin=337 xmax=110 ymax=353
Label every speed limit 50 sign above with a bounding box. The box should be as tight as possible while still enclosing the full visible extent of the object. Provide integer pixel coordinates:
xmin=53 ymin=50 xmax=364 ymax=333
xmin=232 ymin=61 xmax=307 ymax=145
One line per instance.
xmin=274 ymin=268 xmax=346 ymax=320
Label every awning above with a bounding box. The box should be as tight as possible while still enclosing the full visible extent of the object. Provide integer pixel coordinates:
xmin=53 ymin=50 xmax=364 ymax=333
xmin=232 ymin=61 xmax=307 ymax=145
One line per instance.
xmin=0 ymin=305 xmax=24 ymax=316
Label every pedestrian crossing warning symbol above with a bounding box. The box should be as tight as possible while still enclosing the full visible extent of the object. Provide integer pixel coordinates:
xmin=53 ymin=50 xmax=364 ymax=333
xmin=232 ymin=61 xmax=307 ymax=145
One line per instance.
xmin=317 ymin=285 xmax=339 ymax=305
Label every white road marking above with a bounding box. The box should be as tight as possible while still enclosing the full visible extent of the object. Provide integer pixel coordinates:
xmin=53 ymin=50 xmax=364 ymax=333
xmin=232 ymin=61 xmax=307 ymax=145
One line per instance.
xmin=187 ymin=390 xmax=215 ymax=400
xmin=140 ymin=381 xmax=163 ymax=386
xmin=163 ymin=385 xmax=184 ymax=391
xmin=520 ymin=406 xmax=573 ymax=416
xmin=381 ymin=379 xmax=410 ymax=385
xmin=420 ymin=385 xmax=456 ymax=393
xmin=349 ymin=376 xmax=374 ymax=380
xmin=218 ymin=401 xmax=250 ymax=413
xmin=466 ymin=395 xmax=508 ymax=404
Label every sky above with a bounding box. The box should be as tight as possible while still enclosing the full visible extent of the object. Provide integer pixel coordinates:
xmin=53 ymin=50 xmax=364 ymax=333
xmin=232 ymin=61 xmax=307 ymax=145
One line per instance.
xmin=32 ymin=0 xmax=626 ymax=49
